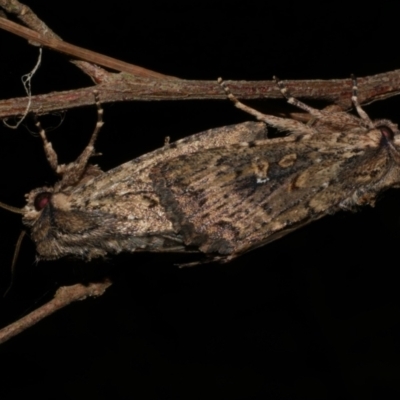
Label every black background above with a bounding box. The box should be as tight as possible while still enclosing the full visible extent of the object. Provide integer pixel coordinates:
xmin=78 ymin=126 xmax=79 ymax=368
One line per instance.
xmin=1 ymin=2 xmax=400 ymax=399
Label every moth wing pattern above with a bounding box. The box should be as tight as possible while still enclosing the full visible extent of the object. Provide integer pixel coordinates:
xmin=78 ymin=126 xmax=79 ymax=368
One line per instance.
xmin=24 ymin=121 xmax=268 ymax=260
xmin=69 ymin=121 xmax=270 ymax=233
xmin=151 ymin=79 xmax=400 ymax=261
xmin=72 ymin=121 xmax=268 ymax=197
xmin=150 ymin=137 xmax=340 ymax=258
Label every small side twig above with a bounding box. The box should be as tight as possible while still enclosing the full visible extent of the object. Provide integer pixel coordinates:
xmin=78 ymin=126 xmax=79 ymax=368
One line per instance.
xmin=0 ymin=16 xmax=173 ymax=80
xmin=0 ymin=281 xmax=112 ymax=344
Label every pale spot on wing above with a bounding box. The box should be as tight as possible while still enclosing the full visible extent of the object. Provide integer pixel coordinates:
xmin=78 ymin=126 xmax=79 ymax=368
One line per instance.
xmin=278 ymin=153 xmax=297 ymax=168
xmin=252 ymin=159 xmax=269 ymax=183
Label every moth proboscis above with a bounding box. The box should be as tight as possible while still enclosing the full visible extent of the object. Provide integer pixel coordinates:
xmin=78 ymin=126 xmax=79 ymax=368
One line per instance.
xmin=3 ymin=77 xmax=400 ymax=265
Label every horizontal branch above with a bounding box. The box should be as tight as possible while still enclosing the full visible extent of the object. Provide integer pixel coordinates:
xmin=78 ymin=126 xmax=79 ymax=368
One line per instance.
xmin=1 ymin=68 xmax=400 ymax=119
xmin=1 ymin=1 xmax=400 ymax=119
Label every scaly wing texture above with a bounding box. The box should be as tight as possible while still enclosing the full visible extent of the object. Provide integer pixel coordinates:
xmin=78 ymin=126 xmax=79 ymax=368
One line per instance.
xmin=151 ymin=130 xmax=392 ymax=259
xmin=67 ymin=122 xmax=268 ymax=237
xmin=26 ymin=122 xmax=268 ymax=259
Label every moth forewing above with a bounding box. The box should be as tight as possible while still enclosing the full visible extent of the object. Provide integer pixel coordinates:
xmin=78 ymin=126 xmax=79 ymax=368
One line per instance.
xmin=149 ymin=79 xmax=400 ymax=261
xmin=21 ymin=121 xmax=268 ymax=261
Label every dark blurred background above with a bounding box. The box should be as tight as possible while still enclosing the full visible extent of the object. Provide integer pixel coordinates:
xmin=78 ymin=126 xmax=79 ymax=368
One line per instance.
xmin=0 ymin=2 xmax=400 ymax=399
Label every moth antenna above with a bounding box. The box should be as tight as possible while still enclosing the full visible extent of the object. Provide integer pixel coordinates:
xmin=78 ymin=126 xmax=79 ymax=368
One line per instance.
xmin=3 ymin=230 xmax=26 ymax=297
xmin=0 ymin=200 xmax=24 ymax=215
xmin=351 ymin=75 xmax=373 ymax=127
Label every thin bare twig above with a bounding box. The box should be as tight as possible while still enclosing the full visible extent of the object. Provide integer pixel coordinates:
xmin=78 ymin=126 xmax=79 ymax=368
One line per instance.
xmin=0 ymin=0 xmax=60 ymax=39
xmin=0 ymin=16 xmax=173 ymax=80
xmin=0 ymin=0 xmax=172 ymax=79
xmin=0 ymin=281 xmax=112 ymax=344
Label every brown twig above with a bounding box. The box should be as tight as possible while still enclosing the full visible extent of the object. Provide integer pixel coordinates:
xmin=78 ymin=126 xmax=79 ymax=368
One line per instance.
xmin=0 ymin=17 xmax=173 ymax=80
xmin=1 ymin=70 xmax=400 ymax=119
xmin=0 ymin=0 xmax=172 ymax=80
xmin=0 ymin=281 xmax=112 ymax=344
xmin=0 ymin=0 xmax=60 ymax=41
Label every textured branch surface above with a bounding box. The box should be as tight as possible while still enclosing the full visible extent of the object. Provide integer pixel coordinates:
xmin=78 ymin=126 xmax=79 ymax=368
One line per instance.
xmin=1 ymin=70 xmax=400 ymax=119
xmin=0 ymin=281 xmax=112 ymax=344
xmin=0 ymin=1 xmax=171 ymax=79
xmin=1 ymin=1 xmax=400 ymax=118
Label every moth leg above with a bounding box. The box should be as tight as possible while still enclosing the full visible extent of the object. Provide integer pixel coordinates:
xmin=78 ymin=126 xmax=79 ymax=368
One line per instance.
xmin=218 ymin=77 xmax=316 ymax=136
xmin=36 ymin=119 xmax=59 ymax=172
xmin=351 ymin=75 xmax=373 ymax=128
xmin=36 ymin=91 xmax=104 ymax=182
xmin=73 ymin=90 xmax=104 ymax=170
xmin=59 ymin=91 xmax=104 ymax=186
xmin=274 ymin=76 xmax=327 ymax=120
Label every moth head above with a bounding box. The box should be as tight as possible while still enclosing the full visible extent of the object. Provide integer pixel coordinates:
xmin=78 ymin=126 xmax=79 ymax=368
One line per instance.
xmin=22 ymin=186 xmax=54 ymax=227
xmin=374 ymin=119 xmax=400 ymax=145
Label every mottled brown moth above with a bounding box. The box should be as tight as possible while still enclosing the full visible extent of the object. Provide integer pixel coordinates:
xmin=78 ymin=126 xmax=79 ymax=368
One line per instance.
xmin=21 ymin=98 xmax=269 ymax=262
xmin=7 ymin=77 xmax=400 ymax=264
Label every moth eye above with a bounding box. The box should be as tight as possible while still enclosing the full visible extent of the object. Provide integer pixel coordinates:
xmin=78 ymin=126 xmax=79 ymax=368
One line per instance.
xmin=379 ymin=126 xmax=394 ymax=141
xmin=34 ymin=192 xmax=52 ymax=211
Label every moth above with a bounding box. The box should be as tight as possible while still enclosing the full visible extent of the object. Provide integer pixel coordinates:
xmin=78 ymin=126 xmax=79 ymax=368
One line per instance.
xmin=6 ymin=77 xmax=400 ymax=263
xmin=20 ymin=101 xmax=269 ymax=262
